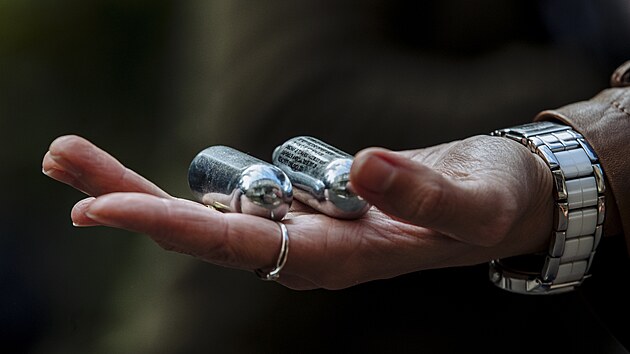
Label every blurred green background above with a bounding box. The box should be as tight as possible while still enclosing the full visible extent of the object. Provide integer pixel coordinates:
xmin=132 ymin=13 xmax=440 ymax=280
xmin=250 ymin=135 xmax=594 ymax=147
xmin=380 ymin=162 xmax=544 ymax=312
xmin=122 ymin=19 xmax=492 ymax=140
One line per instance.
xmin=2 ymin=1 xmax=629 ymax=353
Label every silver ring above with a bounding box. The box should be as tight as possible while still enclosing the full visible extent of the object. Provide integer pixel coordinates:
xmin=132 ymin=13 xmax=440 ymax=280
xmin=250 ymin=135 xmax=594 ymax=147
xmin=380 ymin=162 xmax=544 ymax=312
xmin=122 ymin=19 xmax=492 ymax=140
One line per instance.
xmin=255 ymin=222 xmax=289 ymax=281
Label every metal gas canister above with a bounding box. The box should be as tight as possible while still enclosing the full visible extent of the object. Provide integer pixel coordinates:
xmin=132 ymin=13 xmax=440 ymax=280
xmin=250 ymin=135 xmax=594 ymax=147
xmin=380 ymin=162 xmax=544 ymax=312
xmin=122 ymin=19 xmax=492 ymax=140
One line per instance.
xmin=188 ymin=145 xmax=293 ymax=220
xmin=272 ymin=136 xmax=370 ymax=219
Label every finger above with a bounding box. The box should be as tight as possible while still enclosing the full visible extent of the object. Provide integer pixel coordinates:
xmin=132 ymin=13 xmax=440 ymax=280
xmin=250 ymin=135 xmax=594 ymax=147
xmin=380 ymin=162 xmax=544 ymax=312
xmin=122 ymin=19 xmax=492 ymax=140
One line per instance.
xmin=42 ymin=151 xmax=90 ymax=194
xmin=82 ymin=192 xmax=294 ymax=271
xmin=83 ymin=192 xmax=330 ymax=289
xmin=350 ymin=148 xmax=512 ymax=247
xmin=71 ymin=197 xmax=101 ymax=227
xmin=43 ymin=135 xmax=170 ymax=198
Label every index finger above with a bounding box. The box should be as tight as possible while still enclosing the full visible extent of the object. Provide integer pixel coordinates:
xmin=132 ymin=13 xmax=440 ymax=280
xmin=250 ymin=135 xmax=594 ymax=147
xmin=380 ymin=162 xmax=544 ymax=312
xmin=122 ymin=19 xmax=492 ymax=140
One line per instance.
xmin=75 ymin=192 xmax=326 ymax=290
xmin=80 ymin=193 xmax=293 ymax=270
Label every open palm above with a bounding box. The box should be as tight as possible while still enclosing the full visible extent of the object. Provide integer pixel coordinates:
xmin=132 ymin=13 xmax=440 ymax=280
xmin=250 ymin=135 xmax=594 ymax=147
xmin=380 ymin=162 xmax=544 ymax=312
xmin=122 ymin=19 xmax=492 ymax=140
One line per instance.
xmin=42 ymin=134 xmax=553 ymax=290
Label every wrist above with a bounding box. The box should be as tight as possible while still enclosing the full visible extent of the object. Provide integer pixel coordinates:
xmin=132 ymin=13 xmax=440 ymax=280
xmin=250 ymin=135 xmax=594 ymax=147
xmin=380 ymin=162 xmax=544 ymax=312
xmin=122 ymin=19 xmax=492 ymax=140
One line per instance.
xmin=488 ymin=121 xmax=606 ymax=295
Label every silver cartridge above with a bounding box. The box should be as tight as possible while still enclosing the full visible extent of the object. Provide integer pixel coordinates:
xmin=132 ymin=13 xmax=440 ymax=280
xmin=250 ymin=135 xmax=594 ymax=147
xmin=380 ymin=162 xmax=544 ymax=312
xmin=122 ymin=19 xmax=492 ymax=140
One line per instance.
xmin=188 ymin=146 xmax=293 ymax=220
xmin=272 ymin=136 xmax=370 ymax=219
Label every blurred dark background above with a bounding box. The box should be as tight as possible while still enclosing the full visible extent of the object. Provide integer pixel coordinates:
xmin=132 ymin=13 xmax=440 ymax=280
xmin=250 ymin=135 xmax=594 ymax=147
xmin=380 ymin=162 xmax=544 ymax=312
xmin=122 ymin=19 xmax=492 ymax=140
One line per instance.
xmin=2 ymin=1 xmax=629 ymax=353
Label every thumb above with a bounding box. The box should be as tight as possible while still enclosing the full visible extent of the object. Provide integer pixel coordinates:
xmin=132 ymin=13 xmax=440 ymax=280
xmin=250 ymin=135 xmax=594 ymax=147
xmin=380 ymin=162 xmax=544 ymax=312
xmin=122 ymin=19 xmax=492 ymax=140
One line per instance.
xmin=349 ymin=148 xmax=513 ymax=247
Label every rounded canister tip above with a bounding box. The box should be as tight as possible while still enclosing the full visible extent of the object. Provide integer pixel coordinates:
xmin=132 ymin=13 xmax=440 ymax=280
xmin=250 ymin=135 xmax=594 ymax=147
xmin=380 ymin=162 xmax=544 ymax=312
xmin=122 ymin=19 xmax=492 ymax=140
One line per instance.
xmin=238 ymin=164 xmax=293 ymax=220
xmin=322 ymin=159 xmax=371 ymax=219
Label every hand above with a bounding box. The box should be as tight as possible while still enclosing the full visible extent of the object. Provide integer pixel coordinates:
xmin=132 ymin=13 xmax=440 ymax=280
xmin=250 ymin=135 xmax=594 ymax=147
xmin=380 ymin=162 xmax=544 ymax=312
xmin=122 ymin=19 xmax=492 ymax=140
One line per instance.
xmin=42 ymin=134 xmax=553 ymax=290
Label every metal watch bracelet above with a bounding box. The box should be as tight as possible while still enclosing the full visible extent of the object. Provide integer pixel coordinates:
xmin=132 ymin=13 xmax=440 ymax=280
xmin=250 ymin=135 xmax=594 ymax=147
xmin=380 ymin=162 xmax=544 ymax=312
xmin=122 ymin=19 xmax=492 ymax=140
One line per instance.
xmin=489 ymin=121 xmax=606 ymax=295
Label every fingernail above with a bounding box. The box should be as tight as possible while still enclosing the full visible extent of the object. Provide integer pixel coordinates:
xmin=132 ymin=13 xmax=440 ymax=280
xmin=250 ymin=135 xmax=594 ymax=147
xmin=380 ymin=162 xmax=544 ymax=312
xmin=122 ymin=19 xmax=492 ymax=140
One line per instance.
xmin=353 ymin=153 xmax=397 ymax=193
xmin=72 ymin=219 xmax=101 ymax=227
xmin=41 ymin=166 xmax=76 ymax=186
xmin=42 ymin=167 xmax=61 ymax=179
xmin=84 ymin=211 xmax=103 ymax=223
xmin=72 ymin=221 xmax=91 ymax=227
xmin=84 ymin=200 xmax=116 ymax=227
xmin=47 ymin=153 xmax=81 ymax=178
xmin=71 ymin=197 xmax=99 ymax=227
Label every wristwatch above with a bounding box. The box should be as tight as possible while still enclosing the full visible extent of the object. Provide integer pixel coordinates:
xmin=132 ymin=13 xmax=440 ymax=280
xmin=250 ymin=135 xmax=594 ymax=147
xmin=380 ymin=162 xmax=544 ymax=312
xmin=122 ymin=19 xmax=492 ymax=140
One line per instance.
xmin=489 ymin=121 xmax=606 ymax=294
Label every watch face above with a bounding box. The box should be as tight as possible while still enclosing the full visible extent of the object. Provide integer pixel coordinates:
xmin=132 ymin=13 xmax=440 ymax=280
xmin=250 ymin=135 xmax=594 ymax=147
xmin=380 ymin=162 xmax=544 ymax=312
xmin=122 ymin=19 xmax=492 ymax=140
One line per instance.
xmin=495 ymin=254 xmax=547 ymax=276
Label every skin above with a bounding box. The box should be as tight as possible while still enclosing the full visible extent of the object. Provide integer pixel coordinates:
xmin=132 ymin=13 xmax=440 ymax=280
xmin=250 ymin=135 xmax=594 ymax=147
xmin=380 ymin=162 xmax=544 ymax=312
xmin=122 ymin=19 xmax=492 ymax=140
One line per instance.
xmin=42 ymin=134 xmax=554 ymax=290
